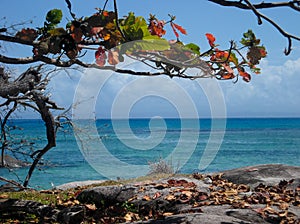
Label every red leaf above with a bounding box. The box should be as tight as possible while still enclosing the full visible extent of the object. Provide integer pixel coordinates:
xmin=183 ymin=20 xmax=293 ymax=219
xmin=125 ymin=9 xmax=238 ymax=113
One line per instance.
xmin=170 ymin=23 xmax=179 ymax=38
xmin=205 ymin=33 xmax=216 ymax=47
xmin=148 ymin=20 xmax=166 ymax=37
xmin=95 ymin=47 xmax=107 ymax=66
xmin=238 ymin=68 xmax=251 ymax=82
xmin=172 ymin=22 xmax=187 ymax=35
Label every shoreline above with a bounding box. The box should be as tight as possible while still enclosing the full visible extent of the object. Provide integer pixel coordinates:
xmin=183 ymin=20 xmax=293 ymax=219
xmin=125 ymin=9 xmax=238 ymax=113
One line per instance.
xmin=54 ymin=163 xmax=300 ymax=190
xmin=1 ymin=163 xmax=299 ymax=223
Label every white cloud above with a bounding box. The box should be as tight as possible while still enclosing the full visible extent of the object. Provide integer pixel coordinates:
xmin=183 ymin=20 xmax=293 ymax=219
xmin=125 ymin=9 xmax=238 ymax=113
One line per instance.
xmin=42 ymin=56 xmax=300 ymax=119
xmin=220 ymin=57 xmax=300 ymax=117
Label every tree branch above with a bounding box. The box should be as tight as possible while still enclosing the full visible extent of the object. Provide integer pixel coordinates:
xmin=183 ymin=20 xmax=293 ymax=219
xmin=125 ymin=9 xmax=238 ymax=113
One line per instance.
xmin=0 ymin=34 xmax=37 ymax=47
xmin=23 ymin=91 xmax=57 ymax=187
xmin=209 ymin=0 xmax=300 ymax=54
xmin=208 ymin=0 xmax=300 ymax=11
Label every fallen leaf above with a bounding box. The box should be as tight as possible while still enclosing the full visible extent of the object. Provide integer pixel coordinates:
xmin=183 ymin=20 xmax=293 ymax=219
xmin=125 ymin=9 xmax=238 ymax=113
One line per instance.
xmin=279 ymin=202 xmax=289 ymax=210
xmin=143 ymin=195 xmax=151 ymax=201
xmin=165 ymin=194 xmax=176 ymax=201
xmin=0 ymin=194 xmax=9 ymax=199
xmin=153 ymin=192 xmax=161 ymax=199
xmin=85 ymin=204 xmax=97 ymax=211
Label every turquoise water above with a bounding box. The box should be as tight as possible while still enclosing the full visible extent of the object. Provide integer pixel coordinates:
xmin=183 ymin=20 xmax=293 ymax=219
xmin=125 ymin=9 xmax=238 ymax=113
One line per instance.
xmin=0 ymin=118 xmax=299 ymax=189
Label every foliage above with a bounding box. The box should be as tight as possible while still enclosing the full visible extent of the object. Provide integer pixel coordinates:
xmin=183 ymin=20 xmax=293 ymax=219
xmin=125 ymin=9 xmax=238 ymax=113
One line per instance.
xmin=11 ymin=4 xmax=266 ymax=82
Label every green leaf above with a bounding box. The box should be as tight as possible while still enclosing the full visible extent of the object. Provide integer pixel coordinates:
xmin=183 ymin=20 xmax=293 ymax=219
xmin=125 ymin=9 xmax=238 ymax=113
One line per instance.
xmin=118 ymin=38 xmax=170 ymax=56
xmin=240 ymin=29 xmax=260 ymax=47
xmin=184 ymin=43 xmax=200 ymax=55
xmin=46 ymin=9 xmax=63 ymax=25
xmin=229 ymin=52 xmax=239 ymax=66
xmin=48 ymin=27 xmax=66 ymax=36
xmin=138 ymin=38 xmax=170 ymax=51
xmin=120 ymin=12 xmax=150 ymax=40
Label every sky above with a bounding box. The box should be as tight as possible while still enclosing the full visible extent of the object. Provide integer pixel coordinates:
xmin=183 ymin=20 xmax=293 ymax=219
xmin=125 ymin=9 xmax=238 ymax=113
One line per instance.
xmin=1 ymin=0 xmax=300 ymax=118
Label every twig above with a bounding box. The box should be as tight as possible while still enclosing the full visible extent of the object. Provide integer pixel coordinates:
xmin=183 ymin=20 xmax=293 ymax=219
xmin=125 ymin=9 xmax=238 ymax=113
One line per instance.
xmin=113 ymin=0 xmax=127 ymax=41
xmin=209 ymin=0 xmax=300 ymax=55
xmin=0 ymin=176 xmax=27 ymax=190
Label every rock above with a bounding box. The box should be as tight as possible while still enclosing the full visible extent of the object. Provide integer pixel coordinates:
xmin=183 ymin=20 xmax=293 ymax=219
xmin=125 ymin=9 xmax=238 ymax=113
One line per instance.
xmin=0 ymin=199 xmax=86 ymax=224
xmin=222 ymin=164 xmax=300 ymax=189
xmin=57 ymin=206 xmax=85 ymax=224
xmin=3 ymin=164 xmax=299 ymax=223
xmin=133 ymin=205 xmax=269 ymax=224
xmin=55 ymin=180 xmax=106 ymax=190
xmin=0 ymin=155 xmax=29 ymax=168
xmin=77 ymin=185 xmax=136 ymax=207
xmin=76 ymin=164 xmax=300 ymax=223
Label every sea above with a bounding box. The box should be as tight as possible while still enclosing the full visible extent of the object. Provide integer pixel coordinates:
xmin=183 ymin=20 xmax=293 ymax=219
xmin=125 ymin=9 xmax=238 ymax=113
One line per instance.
xmin=0 ymin=118 xmax=299 ymax=189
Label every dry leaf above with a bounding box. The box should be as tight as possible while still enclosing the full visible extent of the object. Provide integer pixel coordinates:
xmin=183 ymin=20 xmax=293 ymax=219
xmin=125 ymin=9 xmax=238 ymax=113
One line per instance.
xmin=153 ymin=192 xmax=161 ymax=199
xmin=224 ymin=189 xmax=238 ymax=196
xmin=124 ymin=212 xmax=140 ymax=222
xmin=163 ymin=212 xmax=174 ymax=217
xmin=279 ymin=202 xmax=289 ymax=210
xmin=85 ymin=204 xmax=97 ymax=211
xmin=181 ymin=190 xmax=193 ymax=197
xmin=0 ymin=194 xmax=9 ymax=199
xmin=165 ymin=194 xmax=176 ymax=201
xmin=143 ymin=195 xmax=151 ymax=201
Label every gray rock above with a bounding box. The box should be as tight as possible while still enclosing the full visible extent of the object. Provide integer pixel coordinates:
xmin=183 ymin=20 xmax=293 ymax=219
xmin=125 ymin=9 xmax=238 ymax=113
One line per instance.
xmin=75 ymin=164 xmax=300 ymax=224
xmin=77 ymin=185 xmax=136 ymax=207
xmin=55 ymin=180 xmax=106 ymax=190
xmin=222 ymin=164 xmax=300 ymax=189
xmin=0 ymin=155 xmax=29 ymax=168
xmin=57 ymin=206 xmax=85 ymax=224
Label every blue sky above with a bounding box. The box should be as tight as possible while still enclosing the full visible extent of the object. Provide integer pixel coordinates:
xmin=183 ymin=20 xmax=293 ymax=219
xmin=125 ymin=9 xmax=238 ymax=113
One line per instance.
xmin=1 ymin=0 xmax=300 ymax=118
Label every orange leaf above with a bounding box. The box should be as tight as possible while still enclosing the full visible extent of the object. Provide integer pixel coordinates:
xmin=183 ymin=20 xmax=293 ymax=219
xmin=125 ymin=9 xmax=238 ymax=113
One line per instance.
xmin=222 ymin=73 xmax=235 ymax=80
xmin=171 ymin=23 xmax=179 ymax=38
xmin=205 ymin=33 xmax=216 ymax=47
xmin=143 ymin=195 xmax=151 ymax=201
xmin=238 ymin=68 xmax=251 ymax=82
xmin=70 ymin=24 xmax=83 ymax=43
xmin=222 ymin=63 xmax=234 ymax=74
xmin=172 ymin=22 xmax=187 ymax=35
xmin=108 ymin=50 xmax=119 ymax=65
xmin=102 ymin=11 xmax=109 ymax=17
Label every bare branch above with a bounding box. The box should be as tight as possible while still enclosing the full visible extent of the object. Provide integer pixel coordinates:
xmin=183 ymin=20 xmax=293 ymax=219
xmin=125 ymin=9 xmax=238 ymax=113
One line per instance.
xmin=209 ymin=0 xmax=300 ymax=55
xmin=0 ymin=176 xmax=27 ymax=190
xmin=209 ymin=0 xmax=300 ymax=11
xmin=0 ymin=34 xmax=37 ymax=47
xmin=113 ymin=0 xmax=127 ymax=41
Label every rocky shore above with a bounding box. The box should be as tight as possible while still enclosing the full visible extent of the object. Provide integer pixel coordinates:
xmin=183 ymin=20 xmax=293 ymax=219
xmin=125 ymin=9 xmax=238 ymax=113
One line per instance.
xmin=0 ymin=155 xmax=29 ymax=168
xmin=0 ymin=164 xmax=299 ymax=223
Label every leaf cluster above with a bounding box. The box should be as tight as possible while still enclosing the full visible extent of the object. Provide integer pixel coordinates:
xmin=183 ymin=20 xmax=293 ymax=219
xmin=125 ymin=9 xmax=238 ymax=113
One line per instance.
xmin=11 ymin=4 xmax=267 ymax=82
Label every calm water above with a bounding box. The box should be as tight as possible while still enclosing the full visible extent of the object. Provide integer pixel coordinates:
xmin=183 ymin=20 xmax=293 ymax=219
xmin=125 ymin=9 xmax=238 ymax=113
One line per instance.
xmin=0 ymin=118 xmax=299 ymax=189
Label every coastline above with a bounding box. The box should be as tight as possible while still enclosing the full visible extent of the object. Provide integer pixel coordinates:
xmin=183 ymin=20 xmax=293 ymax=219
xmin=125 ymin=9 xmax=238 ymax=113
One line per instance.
xmin=1 ymin=163 xmax=299 ymax=223
xmin=54 ymin=163 xmax=300 ymax=190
